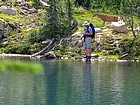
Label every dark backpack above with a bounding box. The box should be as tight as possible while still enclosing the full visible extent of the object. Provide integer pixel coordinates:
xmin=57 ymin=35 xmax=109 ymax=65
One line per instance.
xmin=89 ymin=23 xmax=95 ymax=39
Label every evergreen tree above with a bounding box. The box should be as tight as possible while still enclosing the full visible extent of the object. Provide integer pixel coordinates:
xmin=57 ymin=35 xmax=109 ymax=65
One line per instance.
xmin=66 ymin=0 xmax=73 ymax=34
xmin=46 ymin=0 xmax=59 ymax=38
xmin=45 ymin=0 xmax=73 ymax=39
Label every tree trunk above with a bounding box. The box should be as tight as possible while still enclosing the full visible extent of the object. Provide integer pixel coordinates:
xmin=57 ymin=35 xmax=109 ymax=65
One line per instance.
xmin=32 ymin=38 xmax=57 ymax=57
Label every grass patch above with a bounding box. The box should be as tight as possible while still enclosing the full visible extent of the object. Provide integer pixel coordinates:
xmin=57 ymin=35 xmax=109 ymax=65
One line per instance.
xmin=0 ymin=60 xmax=44 ymax=73
xmin=74 ymin=8 xmax=103 ymax=29
xmin=0 ymin=13 xmax=25 ymax=23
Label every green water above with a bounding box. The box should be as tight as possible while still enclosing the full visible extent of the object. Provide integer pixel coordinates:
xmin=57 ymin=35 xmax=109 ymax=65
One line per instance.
xmin=0 ymin=60 xmax=140 ymax=105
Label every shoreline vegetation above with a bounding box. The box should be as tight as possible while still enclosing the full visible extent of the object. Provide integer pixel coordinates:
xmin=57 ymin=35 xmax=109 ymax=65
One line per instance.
xmin=0 ymin=1 xmax=140 ymax=61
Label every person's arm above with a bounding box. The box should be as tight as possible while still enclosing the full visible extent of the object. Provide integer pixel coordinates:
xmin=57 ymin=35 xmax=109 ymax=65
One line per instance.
xmin=85 ymin=31 xmax=92 ymax=36
xmin=84 ymin=28 xmax=93 ymax=36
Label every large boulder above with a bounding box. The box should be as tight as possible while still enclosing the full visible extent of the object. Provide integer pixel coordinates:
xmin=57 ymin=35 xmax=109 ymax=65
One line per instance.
xmin=0 ymin=6 xmax=17 ymax=15
xmin=111 ymin=21 xmax=128 ymax=33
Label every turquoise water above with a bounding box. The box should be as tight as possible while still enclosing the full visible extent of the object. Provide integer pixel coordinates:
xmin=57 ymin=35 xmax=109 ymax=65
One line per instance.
xmin=0 ymin=60 xmax=140 ymax=105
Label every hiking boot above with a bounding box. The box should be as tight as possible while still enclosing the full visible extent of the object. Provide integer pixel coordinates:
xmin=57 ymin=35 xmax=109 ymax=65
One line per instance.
xmin=86 ymin=56 xmax=91 ymax=61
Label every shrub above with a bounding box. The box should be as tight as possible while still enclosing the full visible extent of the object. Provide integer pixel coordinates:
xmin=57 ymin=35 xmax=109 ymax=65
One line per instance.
xmin=27 ymin=26 xmax=47 ymax=44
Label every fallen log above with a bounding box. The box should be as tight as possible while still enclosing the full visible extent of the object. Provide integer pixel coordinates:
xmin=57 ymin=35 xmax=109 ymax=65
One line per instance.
xmin=32 ymin=38 xmax=57 ymax=57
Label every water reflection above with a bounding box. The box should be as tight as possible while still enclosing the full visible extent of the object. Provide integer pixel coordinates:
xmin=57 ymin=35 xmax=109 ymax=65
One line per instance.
xmin=0 ymin=72 xmax=46 ymax=105
xmin=44 ymin=60 xmax=84 ymax=105
xmin=0 ymin=60 xmax=140 ymax=105
xmin=110 ymin=62 xmax=124 ymax=105
xmin=44 ymin=60 xmax=57 ymax=105
xmin=82 ymin=61 xmax=94 ymax=105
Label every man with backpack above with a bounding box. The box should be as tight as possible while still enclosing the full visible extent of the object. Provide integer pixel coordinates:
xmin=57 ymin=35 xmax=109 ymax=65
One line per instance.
xmin=82 ymin=21 xmax=95 ymax=61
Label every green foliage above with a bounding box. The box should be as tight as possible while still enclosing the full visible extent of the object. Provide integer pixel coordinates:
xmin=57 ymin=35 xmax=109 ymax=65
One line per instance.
xmin=0 ymin=13 xmax=24 ymax=23
xmin=119 ymin=0 xmax=140 ymax=38
xmin=24 ymin=0 xmax=34 ymax=6
xmin=0 ymin=60 xmax=44 ymax=73
xmin=32 ymin=0 xmax=41 ymax=9
xmin=46 ymin=0 xmax=73 ymax=39
xmin=74 ymin=0 xmax=91 ymax=9
xmin=27 ymin=26 xmax=47 ymax=43
xmin=3 ymin=39 xmax=30 ymax=54
xmin=28 ymin=42 xmax=45 ymax=54
xmin=119 ymin=38 xmax=140 ymax=57
xmin=73 ymin=8 xmax=102 ymax=27
xmin=90 ymin=0 xmax=121 ymax=14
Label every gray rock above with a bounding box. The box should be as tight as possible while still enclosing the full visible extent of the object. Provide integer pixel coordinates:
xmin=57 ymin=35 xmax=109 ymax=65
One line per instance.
xmin=111 ymin=21 xmax=128 ymax=33
xmin=0 ymin=30 xmax=3 ymax=39
xmin=71 ymin=32 xmax=83 ymax=37
xmin=28 ymin=8 xmax=38 ymax=14
xmin=0 ymin=6 xmax=17 ymax=15
xmin=17 ymin=0 xmax=25 ymax=3
xmin=44 ymin=51 xmax=56 ymax=59
xmin=0 ymin=6 xmax=7 ymax=11
xmin=3 ymin=41 xmax=8 ymax=45
xmin=0 ymin=24 xmax=4 ymax=30
xmin=0 ymin=23 xmax=4 ymax=39
xmin=95 ymin=28 xmax=102 ymax=33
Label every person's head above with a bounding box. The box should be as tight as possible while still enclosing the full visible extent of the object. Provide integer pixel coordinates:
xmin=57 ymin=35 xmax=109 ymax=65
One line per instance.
xmin=83 ymin=21 xmax=89 ymax=27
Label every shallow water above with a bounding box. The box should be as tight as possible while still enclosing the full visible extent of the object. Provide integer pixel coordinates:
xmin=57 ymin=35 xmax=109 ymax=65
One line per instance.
xmin=0 ymin=59 xmax=140 ymax=105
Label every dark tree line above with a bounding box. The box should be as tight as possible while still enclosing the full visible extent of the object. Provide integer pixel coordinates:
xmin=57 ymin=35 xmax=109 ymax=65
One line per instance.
xmin=74 ymin=0 xmax=140 ymax=15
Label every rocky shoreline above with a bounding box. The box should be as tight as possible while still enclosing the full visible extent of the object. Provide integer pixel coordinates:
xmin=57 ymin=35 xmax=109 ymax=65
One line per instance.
xmin=0 ymin=53 xmax=139 ymax=62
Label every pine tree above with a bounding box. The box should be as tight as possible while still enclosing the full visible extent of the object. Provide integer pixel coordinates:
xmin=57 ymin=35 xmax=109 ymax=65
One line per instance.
xmin=46 ymin=0 xmax=73 ymax=39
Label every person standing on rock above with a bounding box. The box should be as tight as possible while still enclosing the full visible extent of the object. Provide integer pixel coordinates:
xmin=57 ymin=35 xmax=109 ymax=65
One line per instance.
xmin=82 ymin=21 xmax=93 ymax=61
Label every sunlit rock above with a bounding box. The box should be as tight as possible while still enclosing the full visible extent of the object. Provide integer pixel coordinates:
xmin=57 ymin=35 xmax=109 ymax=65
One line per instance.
xmin=111 ymin=21 xmax=128 ymax=33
